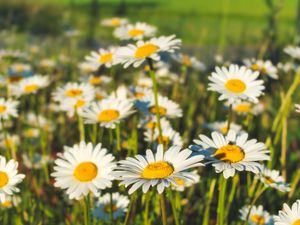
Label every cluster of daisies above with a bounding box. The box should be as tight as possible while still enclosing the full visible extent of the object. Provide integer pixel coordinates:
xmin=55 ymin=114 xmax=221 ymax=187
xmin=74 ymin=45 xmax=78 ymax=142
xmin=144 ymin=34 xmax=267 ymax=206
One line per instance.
xmin=0 ymin=16 xmax=299 ymax=224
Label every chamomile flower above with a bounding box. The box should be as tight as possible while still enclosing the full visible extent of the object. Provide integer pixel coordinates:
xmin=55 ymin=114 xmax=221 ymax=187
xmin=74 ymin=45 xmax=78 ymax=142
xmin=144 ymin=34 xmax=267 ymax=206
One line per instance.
xmin=230 ymin=101 xmax=265 ymax=115
xmin=23 ymin=128 xmax=40 ymax=139
xmin=81 ymin=98 xmax=135 ymax=129
xmin=192 ymin=130 xmax=270 ymax=178
xmin=92 ymin=193 xmax=129 ymax=221
xmin=274 ymin=200 xmax=300 ymax=225
xmin=144 ymin=126 xmax=183 ymax=147
xmin=244 ymin=59 xmax=278 ymax=79
xmin=9 ymin=63 xmax=31 ymax=74
xmin=51 ymin=141 xmax=116 ymax=200
xmin=11 ymin=75 xmax=50 ymax=96
xmin=0 ymin=156 xmax=25 ymax=201
xmin=78 ymin=62 xmax=98 ymax=75
xmin=114 ymin=22 xmax=156 ymax=40
xmin=295 ymin=104 xmax=300 ymax=113
xmin=39 ymin=59 xmax=56 ymax=69
xmin=129 ymin=86 xmax=153 ymax=100
xmin=114 ymin=145 xmax=204 ymax=194
xmin=172 ymin=53 xmax=206 ymax=71
xmin=239 ymin=205 xmax=273 ymax=225
xmin=101 ymin=17 xmax=128 ymax=27
xmin=171 ymin=170 xmax=200 ymax=192
xmin=208 ymin=64 xmax=265 ymax=104
xmin=136 ymin=94 xmax=182 ymax=118
xmin=138 ymin=115 xmax=171 ymax=130
xmin=22 ymin=153 xmax=51 ymax=170
xmin=0 ymin=195 xmax=21 ymax=209
xmin=84 ymin=75 xmax=112 ymax=87
xmin=284 ymin=46 xmax=300 ymax=60
xmin=136 ymin=76 xmax=153 ymax=88
xmin=0 ymin=98 xmax=19 ymax=120
xmin=258 ymin=166 xmax=290 ymax=192
xmin=0 ymin=134 xmax=20 ymax=149
xmin=116 ymin=35 xmax=181 ymax=68
xmin=85 ymin=47 xmax=118 ymax=68
xmin=204 ymin=121 xmax=243 ymax=135
xmin=25 ymin=112 xmax=53 ymax=131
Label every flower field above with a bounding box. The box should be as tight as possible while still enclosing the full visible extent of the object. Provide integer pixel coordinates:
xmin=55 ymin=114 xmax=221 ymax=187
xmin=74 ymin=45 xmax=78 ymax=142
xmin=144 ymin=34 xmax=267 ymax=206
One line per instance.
xmin=0 ymin=1 xmax=300 ymax=225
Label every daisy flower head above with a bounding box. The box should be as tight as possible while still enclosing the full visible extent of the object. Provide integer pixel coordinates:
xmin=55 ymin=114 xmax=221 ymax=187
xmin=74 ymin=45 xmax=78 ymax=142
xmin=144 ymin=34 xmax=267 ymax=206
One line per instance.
xmin=129 ymin=86 xmax=153 ymax=100
xmin=295 ymin=104 xmax=300 ymax=113
xmin=136 ymin=76 xmax=153 ymax=88
xmin=0 ymin=134 xmax=20 ymax=149
xmin=244 ymin=59 xmax=278 ymax=79
xmin=136 ymin=93 xmax=182 ymax=118
xmin=51 ymin=141 xmax=116 ymax=200
xmin=0 ymin=156 xmax=25 ymax=201
xmin=192 ymin=130 xmax=270 ymax=178
xmin=239 ymin=205 xmax=273 ymax=225
xmin=116 ymin=35 xmax=181 ymax=68
xmin=78 ymin=62 xmax=98 ymax=75
xmin=22 ymin=153 xmax=51 ymax=170
xmin=10 ymin=75 xmax=50 ymax=97
xmin=0 ymin=195 xmax=21 ymax=209
xmin=101 ymin=17 xmax=128 ymax=27
xmin=9 ymin=63 xmax=31 ymax=75
xmin=85 ymin=46 xmax=118 ymax=68
xmin=208 ymin=64 xmax=265 ymax=104
xmin=83 ymin=75 xmax=112 ymax=87
xmin=284 ymin=46 xmax=300 ymax=60
xmin=144 ymin=126 xmax=183 ymax=148
xmin=258 ymin=165 xmax=290 ymax=192
xmin=0 ymin=98 xmax=19 ymax=120
xmin=138 ymin=115 xmax=171 ymax=130
xmin=171 ymin=170 xmax=200 ymax=192
xmin=81 ymin=98 xmax=135 ymax=129
xmin=114 ymin=144 xmax=204 ymax=194
xmin=172 ymin=53 xmax=206 ymax=71
xmin=114 ymin=22 xmax=156 ymax=40
xmin=229 ymin=100 xmax=265 ymax=115
xmin=204 ymin=121 xmax=243 ymax=135
xmin=274 ymin=200 xmax=300 ymax=225
xmin=92 ymin=193 xmax=129 ymax=221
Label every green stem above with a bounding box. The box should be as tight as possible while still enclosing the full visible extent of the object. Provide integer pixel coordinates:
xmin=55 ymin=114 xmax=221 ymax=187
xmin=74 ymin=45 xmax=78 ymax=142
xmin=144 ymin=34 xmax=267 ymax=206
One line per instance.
xmin=217 ymin=176 xmax=227 ymax=225
xmin=203 ymin=179 xmax=217 ymax=225
xmin=110 ymin=191 xmax=114 ymax=225
xmin=159 ymin=193 xmax=167 ymax=225
xmin=78 ymin=115 xmax=85 ymax=141
xmin=226 ymin=105 xmax=233 ymax=132
xmin=168 ymin=190 xmax=180 ymax=225
xmin=116 ymin=123 xmax=121 ymax=151
xmin=123 ymin=194 xmax=136 ymax=225
xmin=143 ymin=192 xmax=151 ymax=225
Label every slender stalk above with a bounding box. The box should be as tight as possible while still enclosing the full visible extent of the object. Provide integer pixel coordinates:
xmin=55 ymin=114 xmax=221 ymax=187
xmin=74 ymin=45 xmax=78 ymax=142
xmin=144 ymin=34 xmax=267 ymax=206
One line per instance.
xmin=147 ymin=58 xmax=163 ymax=143
xmin=203 ymin=179 xmax=217 ymax=225
xmin=123 ymin=194 xmax=136 ymax=225
xmin=110 ymin=191 xmax=114 ymax=225
xmin=168 ymin=190 xmax=180 ymax=225
xmin=226 ymin=105 xmax=233 ymax=132
xmin=116 ymin=123 xmax=121 ymax=151
xmin=78 ymin=115 xmax=85 ymax=141
xmin=143 ymin=192 xmax=151 ymax=225
xmin=217 ymin=176 xmax=227 ymax=225
xmin=159 ymin=193 xmax=167 ymax=225
xmin=0 ymin=118 xmax=15 ymax=159
xmin=83 ymin=196 xmax=90 ymax=225
xmin=281 ymin=117 xmax=287 ymax=180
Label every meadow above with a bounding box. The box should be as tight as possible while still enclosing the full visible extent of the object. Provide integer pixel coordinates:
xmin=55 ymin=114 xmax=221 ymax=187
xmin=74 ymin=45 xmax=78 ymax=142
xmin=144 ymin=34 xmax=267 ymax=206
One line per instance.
xmin=0 ymin=0 xmax=300 ymax=225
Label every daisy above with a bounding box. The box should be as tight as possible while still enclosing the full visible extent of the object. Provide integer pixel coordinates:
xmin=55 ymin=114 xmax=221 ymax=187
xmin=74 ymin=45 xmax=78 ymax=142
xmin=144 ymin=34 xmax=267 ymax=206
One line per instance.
xmin=138 ymin=115 xmax=171 ymax=130
xmin=51 ymin=141 xmax=116 ymax=200
xmin=258 ymin=166 xmax=290 ymax=192
xmin=22 ymin=153 xmax=51 ymax=170
xmin=0 ymin=98 xmax=19 ymax=120
xmin=284 ymin=46 xmax=300 ymax=59
xmin=204 ymin=121 xmax=243 ymax=135
xmin=116 ymin=35 xmax=181 ymax=68
xmin=101 ymin=17 xmax=128 ymax=27
xmin=10 ymin=75 xmax=50 ymax=96
xmin=129 ymin=86 xmax=153 ymax=100
xmin=295 ymin=104 xmax=300 ymax=113
xmin=239 ymin=205 xmax=273 ymax=225
xmin=136 ymin=76 xmax=153 ymax=88
xmin=52 ymin=82 xmax=95 ymax=106
xmin=144 ymin=126 xmax=183 ymax=147
xmin=83 ymin=75 xmax=112 ymax=87
xmin=172 ymin=53 xmax=206 ymax=71
xmin=81 ymin=98 xmax=135 ymax=129
xmin=78 ymin=62 xmax=98 ymax=75
xmin=23 ymin=128 xmax=40 ymax=139
xmin=171 ymin=170 xmax=200 ymax=192
xmin=244 ymin=59 xmax=278 ymax=79
xmin=114 ymin=22 xmax=156 ymax=40
xmin=191 ymin=130 xmax=270 ymax=178
xmin=25 ymin=112 xmax=53 ymax=131
xmin=0 ymin=156 xmax=25 ymax=201
xmin=85 ymin=47 xmax=118 ymax=68
xmin=274 ymin=200 xmax=300 ymax=225
xmin=39 ymin=59 xmax=56 ymax=69
xmin=95 ymin=89 xmax=108 ymax=101
xmin=0 ymin=134 xmax=20 ymax=149
xmin=0 ymin=195 xmax=21 ymax=209
xmin=136 ymin=93 xmax=182 ymax=118
xmin=92 ymin=193 xmax=129 ymax=221
xmin=114 ymin=145 xmax=204 ymax=194
xmin=9 ymin=63 xmax=31 ymax=74
xmin=230 ymin=101 xmax=265 ymax=115
xmin=208 ymin=64 xmax=265 ymax=104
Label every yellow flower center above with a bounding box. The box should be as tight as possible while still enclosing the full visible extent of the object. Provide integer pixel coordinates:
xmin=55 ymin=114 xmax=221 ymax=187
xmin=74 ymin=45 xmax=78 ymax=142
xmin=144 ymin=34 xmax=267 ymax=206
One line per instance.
xmin=128 ymin=29 xmax=145 ymax=37
xmin=225 ymin=79 xmax=246 ymax=93
xmin=75 ymin=99 xmax=86 ymax=108
xmin=89 ymin=77 xmax=102 ymax=85
xmin=220 ymin=126 xmax=228 ymax=134
xmin=104 ymin=204 xmax=118 ymax=213
xmin=174 ymin=177 xmax=185 ymax=186
xmin=0 ymin=171 xmax=9 ymax=188
xmin=1 ymin=201 xmax=12 ymax=208
xmin=251 ymin=64 xmax=260 ymax=71
xmin=96 ymin=93 xmax=104 ymax=100
xmin=157 ymin=136 xmax=170 ymax=146
xmin=15 ymin=65 xmax=25 ymax=73
xmin=292 ymin=219 xmax=300 ymax=225
xmin=99 ymin=53 xmax=113 ymax=63
xmin=4 ymin=138 xmax=13 ymax=148
xmin=24 ymin=129 xmax=37 ymax=138
xmin=134 ymin=44 xmax=159 ymax=59
xmin=74 ymin=162 xmax=98 ymax=182
xmin=24 ymin=84 xmax=39 ymax=93
xmin=0 ymin=105 xmax=7 ymax=114
xmin=110 ymin=18 xmax=121 ymax=26
xmin=146 ymin=121 xmax=157 ymax=129
xmin=97 ymin=109 xmax=120 ymax=122
xmin=65 ymin=89 xmax=83 ymax=97
xmin=213 ymin=144 xmax=245 ymax=163
xmin=134 ymin=92 xmax=145 ymax=98
xmin=234 ymin=103 xmax=252 ymax=113
xmin=142 ymin=161 xmax=174 ymax=179
xmin=149 ymin=106 xmax=167 ymax=116
xmin=250 ymin=214 xmax=265 ymax=225
xmin=182 ymin=55 xmax=192 ymax=65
